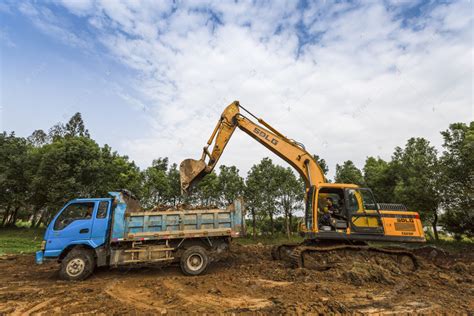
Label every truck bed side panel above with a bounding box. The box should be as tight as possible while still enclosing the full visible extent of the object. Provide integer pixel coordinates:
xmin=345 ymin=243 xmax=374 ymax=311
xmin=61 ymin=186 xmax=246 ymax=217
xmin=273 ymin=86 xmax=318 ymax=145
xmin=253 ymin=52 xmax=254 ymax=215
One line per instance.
xmin=110 ymin=193 xmax=244 ymax=241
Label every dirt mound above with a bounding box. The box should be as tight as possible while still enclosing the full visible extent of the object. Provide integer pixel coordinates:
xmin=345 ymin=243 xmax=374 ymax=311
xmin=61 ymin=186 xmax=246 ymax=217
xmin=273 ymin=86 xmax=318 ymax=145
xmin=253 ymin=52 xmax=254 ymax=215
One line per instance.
xmin=147 ymin=203 xmax=220 ymax=212
xmin=0 ymin=244 xmax=473 ymax=314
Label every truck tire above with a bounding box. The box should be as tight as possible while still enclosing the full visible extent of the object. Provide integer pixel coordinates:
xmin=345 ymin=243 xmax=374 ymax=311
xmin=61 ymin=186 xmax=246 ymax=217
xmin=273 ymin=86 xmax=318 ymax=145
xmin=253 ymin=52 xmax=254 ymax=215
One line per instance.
xmin=180 ymin=246 xmax=209 ymax=276
xmin=59 ymin=248 xmax=95 ymax=281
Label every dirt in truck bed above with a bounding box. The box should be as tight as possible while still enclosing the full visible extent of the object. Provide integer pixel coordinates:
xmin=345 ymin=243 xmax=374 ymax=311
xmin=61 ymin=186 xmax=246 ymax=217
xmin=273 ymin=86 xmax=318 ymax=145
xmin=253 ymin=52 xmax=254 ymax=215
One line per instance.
xmin=1 ymin=244 xmax=473 ymax=314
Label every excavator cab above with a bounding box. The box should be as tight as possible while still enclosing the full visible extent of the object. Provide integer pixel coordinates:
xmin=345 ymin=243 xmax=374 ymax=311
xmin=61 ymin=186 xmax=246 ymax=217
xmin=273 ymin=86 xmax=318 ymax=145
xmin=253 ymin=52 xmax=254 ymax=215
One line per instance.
xmin=303 ymin=185 xmax=385 ymax=238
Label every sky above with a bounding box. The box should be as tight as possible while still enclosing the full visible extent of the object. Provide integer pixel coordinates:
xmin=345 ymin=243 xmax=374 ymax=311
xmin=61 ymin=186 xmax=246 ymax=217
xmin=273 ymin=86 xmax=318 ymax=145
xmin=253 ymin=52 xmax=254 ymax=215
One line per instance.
xmin=1 ymin=0 xmax=472 ymax=179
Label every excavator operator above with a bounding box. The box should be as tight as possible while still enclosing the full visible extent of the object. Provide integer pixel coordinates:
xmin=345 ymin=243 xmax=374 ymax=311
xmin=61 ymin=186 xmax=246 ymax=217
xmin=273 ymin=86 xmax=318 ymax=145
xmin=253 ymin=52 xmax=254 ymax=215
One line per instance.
xmin=319 ymin=197 xmax=337 ymax=229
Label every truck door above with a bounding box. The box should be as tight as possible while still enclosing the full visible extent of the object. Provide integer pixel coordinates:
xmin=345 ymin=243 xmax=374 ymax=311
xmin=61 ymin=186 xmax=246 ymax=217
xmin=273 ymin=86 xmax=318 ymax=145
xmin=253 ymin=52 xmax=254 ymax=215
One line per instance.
xmin=90 ymin=200 xmax=111 ymax=247
xmin=45 ymin=201 xmax=96 ymax=257
xmin=345 ymin=188 xmax=384 ymax=235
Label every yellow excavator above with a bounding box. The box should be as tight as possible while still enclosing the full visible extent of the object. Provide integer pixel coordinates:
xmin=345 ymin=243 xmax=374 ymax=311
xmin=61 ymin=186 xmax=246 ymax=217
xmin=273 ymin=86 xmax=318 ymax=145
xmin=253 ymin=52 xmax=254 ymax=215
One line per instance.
xmin=180 ymin=101 xmax=425 ymax=269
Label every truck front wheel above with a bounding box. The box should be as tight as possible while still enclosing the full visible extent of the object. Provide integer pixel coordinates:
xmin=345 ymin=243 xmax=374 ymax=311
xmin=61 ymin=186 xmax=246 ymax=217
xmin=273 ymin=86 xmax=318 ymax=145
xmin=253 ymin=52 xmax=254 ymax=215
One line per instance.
xmin=180 ymin=246 xmax=209 ymax=276
xmin=59 ymin=248 xmax=95 ymax=281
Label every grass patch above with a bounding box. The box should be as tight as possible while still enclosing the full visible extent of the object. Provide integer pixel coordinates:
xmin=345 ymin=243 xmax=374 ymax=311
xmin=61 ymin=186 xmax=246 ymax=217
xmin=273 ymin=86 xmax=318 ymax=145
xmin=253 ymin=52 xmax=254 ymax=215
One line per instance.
xmin=425 ymin=237 xmax=474 ymax=253
xmin=0 ymin=227 xmax=45 ymax=255
xmin=370 ymin=235 xmax=474 ymax=254
xmin=236 ymin=233 xmax=303 ymax=245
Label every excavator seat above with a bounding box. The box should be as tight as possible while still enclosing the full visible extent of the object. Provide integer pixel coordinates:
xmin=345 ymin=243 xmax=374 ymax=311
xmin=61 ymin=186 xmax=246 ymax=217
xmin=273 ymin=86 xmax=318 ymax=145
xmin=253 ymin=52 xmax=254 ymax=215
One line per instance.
xmin=334 ymin=220 xmax=348 ymax=229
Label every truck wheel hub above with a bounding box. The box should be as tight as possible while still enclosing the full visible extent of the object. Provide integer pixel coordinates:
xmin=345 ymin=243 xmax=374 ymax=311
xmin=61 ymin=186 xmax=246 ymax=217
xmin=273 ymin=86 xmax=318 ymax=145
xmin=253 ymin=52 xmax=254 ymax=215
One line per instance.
xmin=67 ymin=258 xmax=85 ymax=276
xmin=187 ymin=254 xmax=203 ymax=271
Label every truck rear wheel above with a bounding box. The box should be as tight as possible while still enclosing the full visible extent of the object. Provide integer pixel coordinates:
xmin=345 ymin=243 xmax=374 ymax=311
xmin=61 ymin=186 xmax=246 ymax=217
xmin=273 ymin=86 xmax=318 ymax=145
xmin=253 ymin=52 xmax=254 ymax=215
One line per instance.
xmin=59 ymin=248 xmax=95 ymax=281
xmin=180 ymin=246 xmax=209 ymax=276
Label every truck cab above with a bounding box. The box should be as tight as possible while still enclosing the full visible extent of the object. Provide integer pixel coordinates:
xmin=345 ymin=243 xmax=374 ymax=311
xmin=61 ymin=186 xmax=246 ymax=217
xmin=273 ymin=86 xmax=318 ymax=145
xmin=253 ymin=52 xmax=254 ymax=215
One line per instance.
xmin=39 ymin=198 xmax=112 ymax=260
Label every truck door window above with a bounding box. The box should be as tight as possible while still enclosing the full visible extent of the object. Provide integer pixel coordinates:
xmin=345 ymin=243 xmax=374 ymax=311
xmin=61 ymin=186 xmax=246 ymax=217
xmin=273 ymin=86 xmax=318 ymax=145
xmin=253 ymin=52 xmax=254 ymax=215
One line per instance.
xmin=96 ymin=201 xmax=109 ymax=219
xmin=54 ymin=202 xmax=95 ymax=230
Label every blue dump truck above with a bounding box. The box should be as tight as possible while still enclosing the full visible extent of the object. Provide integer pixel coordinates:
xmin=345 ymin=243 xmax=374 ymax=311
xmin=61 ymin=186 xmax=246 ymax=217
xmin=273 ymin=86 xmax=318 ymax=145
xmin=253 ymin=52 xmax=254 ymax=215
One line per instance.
xmin=35 ymin=191 xmax=244 ymax=280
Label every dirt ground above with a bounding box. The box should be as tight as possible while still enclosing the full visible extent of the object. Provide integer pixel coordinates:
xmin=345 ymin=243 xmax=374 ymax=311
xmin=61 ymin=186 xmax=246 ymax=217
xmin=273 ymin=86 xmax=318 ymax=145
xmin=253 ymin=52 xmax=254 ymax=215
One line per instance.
xmin=0 ymin=244 xmax=473 ymax=315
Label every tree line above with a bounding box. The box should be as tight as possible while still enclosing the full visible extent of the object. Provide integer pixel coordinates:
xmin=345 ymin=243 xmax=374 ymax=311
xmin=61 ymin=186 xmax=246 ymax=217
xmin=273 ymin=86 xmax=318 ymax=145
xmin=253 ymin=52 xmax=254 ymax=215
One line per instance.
xmin=1 ymin=113 xmax=472 ymax=240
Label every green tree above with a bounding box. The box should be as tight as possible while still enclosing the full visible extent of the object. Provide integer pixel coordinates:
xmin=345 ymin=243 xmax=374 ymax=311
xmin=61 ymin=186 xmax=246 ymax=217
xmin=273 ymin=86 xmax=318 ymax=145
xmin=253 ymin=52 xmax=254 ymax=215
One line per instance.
xmin=97 ymin=145 xmax=141 ymax=196
xmin=0 ymin=132 xmax=31 ymax=226
xmin=27 ymin=129 xmax=48 ymax=147
xmin=439 ymin=122 xmax=474 ymax=238
xmin=48 ymin=122 xmax=66 ymax=141
xmin=65 ymin=112 xmax=90 ymax=138
xmin=363 ymin=156 xmax=397 ymax=202
xmin=335 ymin=160 xmax=365 ymax=185
xmin=32 ymin=137 xmax=103 ymax=224
xmin=245 ymin=158 xmax=281 ymax=235
xmin=244 ymin=168 xmax=262 ymax=238
xmin=392 ymin=138 xmax=441 ymax=240
xmin=217 ymin=165 xmax=244 ymax=206
xmin=167 ymin=163 xmax=182 ymax=206
xmin=141 ymin=158 xmax=171 ymax=208
xmin=195 ymin=171 xmax=220 ymax=206
xmin=313 ymin=154 xmax=329 ymax=176
xmin=275 ymin=166 xmax=304 ymax=238
xmin=27 ymin=145 xmax=49 ymax=227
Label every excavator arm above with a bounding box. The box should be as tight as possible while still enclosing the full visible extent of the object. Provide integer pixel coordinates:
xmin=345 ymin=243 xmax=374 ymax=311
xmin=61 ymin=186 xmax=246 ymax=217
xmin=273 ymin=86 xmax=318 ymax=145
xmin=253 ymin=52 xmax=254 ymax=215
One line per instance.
xmin=180 ymin=101 xmax=327 ymax=192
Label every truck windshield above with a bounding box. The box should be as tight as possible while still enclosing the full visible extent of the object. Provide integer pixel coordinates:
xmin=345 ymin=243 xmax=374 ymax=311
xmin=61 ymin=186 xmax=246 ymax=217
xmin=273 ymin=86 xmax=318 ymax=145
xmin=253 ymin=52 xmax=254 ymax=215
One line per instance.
xmin=54 ymin=202 xmax=95 ymax=230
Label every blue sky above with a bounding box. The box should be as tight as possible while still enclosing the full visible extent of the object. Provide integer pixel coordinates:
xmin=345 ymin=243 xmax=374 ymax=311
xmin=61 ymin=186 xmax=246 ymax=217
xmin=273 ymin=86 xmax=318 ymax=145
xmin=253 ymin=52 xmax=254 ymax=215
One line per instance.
xmin=1 ymin=0 xmax=472 ymax=177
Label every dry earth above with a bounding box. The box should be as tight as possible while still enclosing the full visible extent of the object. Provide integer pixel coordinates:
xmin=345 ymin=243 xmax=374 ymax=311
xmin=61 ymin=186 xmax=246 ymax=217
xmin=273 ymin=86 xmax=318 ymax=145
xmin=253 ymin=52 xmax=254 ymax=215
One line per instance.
xmin=0 ymin=244 xmax=473 ymax=314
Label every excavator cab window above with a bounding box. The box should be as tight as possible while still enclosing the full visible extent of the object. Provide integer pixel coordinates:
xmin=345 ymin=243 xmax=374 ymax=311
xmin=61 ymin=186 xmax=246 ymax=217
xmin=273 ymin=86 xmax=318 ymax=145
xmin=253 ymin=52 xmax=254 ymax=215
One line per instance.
xmin=316 ymin=188 xmax=347 ymax=231
xmin=346 ymin=188 xmax=384 ymax=234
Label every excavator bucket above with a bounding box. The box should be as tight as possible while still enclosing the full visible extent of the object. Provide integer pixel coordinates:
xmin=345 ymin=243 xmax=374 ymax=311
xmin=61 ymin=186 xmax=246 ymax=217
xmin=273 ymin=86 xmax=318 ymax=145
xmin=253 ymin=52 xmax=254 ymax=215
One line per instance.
xmin=179 ymin=159 xmax=208 ymax=193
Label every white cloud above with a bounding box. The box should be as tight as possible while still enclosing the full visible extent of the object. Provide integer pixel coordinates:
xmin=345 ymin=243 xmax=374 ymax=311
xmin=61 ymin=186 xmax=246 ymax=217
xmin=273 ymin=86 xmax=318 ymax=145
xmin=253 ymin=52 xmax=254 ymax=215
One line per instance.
xmin=20 ymin=0 xmax=474 ymax=179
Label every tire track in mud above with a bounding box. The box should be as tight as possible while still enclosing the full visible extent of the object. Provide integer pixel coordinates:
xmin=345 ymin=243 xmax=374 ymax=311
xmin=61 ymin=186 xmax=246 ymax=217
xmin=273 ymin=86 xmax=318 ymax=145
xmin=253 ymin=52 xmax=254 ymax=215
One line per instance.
xmin=104 ymin=281 xmax=169 ymax=313
xmin=12 ymin=298 xmax=56 ymax=315
xmin=162 ymin=279 xmax=274 ymax=311
xmin=0 ymin=245 xmax=473 ymax=314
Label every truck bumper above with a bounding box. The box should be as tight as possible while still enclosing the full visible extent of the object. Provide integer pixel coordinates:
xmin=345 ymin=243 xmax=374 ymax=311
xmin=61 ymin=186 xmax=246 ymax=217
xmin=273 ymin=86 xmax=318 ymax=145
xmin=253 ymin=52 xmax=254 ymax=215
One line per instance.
xmin=35 ymin=251 xmax=44 ymax=264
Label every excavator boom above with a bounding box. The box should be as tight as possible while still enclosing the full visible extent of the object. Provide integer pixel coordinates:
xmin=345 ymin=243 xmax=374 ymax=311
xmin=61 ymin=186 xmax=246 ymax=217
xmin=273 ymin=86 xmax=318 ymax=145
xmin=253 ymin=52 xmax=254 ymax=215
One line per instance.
xmin=180 ymin=101 xmax=327 ymax=192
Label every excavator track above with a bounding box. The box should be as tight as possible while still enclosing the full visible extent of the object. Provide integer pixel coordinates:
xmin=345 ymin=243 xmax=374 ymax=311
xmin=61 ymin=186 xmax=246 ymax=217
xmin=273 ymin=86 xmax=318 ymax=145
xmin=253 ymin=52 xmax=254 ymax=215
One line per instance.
xmin=271 ymin=243 xmax=300 ymax=261
xmin=273 ymin=243 xmax=419 ymax=272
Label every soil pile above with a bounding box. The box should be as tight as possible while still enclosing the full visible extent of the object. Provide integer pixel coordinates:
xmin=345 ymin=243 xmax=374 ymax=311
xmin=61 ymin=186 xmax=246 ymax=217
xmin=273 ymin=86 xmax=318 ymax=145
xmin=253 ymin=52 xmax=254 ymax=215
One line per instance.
xmin=0 ymin=244 xmax=472 ymax=314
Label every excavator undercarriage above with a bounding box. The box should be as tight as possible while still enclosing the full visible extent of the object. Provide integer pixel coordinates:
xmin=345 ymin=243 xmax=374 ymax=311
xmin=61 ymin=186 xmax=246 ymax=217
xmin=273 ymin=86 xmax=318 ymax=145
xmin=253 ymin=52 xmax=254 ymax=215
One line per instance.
xmin=271 ymin=240 xmax=419 ymax=273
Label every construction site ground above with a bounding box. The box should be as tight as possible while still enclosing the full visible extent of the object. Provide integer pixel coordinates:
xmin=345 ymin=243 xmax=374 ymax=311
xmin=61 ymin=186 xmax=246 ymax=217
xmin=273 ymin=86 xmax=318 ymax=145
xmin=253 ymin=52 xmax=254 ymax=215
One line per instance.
xmin=1 ymin=243 xmax=473 ymax=314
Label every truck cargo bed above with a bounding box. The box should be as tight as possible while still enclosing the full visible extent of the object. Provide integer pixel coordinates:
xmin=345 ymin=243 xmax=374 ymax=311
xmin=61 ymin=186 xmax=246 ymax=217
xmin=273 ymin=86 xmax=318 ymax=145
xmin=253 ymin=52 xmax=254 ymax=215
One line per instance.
xmin=110 ymin=192 xmax=244 ymax=241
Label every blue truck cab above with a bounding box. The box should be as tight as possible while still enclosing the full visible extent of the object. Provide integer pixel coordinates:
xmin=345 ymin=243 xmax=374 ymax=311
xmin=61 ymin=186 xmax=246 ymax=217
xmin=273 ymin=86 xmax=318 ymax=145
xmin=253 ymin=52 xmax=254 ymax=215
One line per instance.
xmin=37 ymin=197 xmax=112 ymax=262
xmin=36 ymin=191 xmax=244 ymax=280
